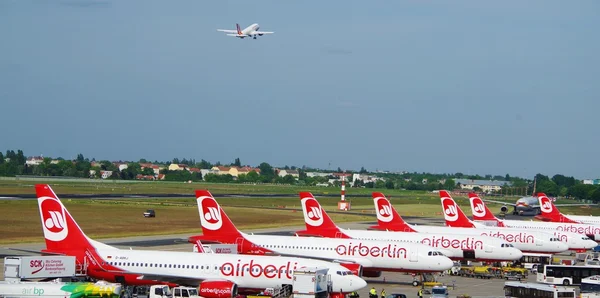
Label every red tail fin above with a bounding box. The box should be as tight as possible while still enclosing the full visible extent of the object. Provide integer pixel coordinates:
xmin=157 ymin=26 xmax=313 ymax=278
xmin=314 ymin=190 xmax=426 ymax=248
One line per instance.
xmin=36 ymin=184 xmax=94 ymax=253
xmin=469 ymin=193 xmax=498 ymax=221
xmin=297 ymin=192 xmax=349 ymax=238
xmin=468 ymin=193 xmax=506 ymax=227
xmin=236 ymin=23 xmax=242 ymax=35
xmin=439 ymin=190 xmax=475 ymax=228
xmin=537 ymin=193 xmax=580 ymax=223
xmin=370 ymin=192 xmax=417 ymax=232
xmin=195 ymin=190 xmax=243 ymax=242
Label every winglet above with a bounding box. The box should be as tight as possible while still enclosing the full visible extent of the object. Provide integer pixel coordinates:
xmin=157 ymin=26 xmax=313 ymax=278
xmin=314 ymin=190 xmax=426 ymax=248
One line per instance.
xmin=537 ymin=193 xmax=580 ymax=223
xmin=370 ymin=192 xmax=417 ymax=232
xmin=296 ymin=192 xmax=350 ymax=238
xmin=439 ymin=191 xmax=475 ymax=228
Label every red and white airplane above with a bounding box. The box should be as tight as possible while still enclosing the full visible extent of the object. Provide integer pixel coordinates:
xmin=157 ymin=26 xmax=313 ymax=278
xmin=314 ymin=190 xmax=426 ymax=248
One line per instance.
xmin=535 ymin=193 xmax=600 ymax=225
xmin=295 ymin=193 xmax=522 ymax=262
xmin=189 ymin=190 xmax=454 ymax=277
xmin=35 ymin=184 xmax=366 ymax=296
xmin=464 ymin=192 xmax=600 ymax=242
xmin=217 ymin=23 xmax=274 ymax=39
xmin=370 ymin=192 xmax=575 ymax=254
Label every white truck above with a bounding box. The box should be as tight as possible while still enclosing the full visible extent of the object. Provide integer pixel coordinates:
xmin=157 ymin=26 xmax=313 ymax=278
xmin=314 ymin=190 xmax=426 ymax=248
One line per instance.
xmin=291 ymin=267 xmax=330 ymax=298
xmin=4 ymin=256 xmax=77 ymax=281
xmin=0 ymin=280 xmax=122 ymax=298
xmin=130 ymin=285 xmax=200 ymax=298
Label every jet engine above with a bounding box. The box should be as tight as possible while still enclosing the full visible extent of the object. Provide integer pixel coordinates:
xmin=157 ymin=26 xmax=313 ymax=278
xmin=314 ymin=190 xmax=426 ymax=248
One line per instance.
xmin=339 ymin=263 xmax=363 ymax=276
xmin=199 ymin=280 xmax=238 ymax=298
xmin=258 ymin=34 xmax=264 ymax=36
xmin=500 ymin=205 xmax=509 ymax=213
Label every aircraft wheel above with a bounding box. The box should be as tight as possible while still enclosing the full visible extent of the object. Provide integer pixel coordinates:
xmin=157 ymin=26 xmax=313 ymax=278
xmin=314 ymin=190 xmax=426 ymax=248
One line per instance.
xmin=412 ymin=281 xmax=419 ymax=287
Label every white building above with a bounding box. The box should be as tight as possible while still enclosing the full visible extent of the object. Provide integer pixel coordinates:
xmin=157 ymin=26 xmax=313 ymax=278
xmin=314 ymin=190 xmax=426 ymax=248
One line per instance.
xmin=454 ymin=179 xmax=512 ymax=193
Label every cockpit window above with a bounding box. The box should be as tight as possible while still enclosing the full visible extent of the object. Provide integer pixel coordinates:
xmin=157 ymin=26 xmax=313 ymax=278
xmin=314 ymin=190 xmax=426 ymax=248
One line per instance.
xmin=428 ymin=251 xmax=443 ymax=256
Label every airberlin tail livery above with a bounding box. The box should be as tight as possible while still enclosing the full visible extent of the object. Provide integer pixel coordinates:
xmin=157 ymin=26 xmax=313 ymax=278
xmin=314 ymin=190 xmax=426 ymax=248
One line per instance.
xmin=440 ymin=191 xmax=596 ymax=252
xmin=190 ymin=191 xmax=453 ymax=277
xmin=535 ymin=193 xmax=600 ymax=225
xmin=463 ymin=192 xmax=600 ymax=243
xmin=35 ymin=184 xmax=366 ymax=296
xmin=370 ymin=192 xmax=573 ymax=253
xmin=295 ymin=192 xmax=522 ymax=262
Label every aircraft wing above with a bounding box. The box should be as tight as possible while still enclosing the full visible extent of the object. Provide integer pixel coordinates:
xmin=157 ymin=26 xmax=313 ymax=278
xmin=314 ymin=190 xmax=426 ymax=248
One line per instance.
xmin=226 ymin=34 xmax=245 ymax=37
xmin=217 ymin=29 xmax=238 ymax=33
xmin=254 ymin=31 xmax=274 ymax=34
xmin=555 ymin=203 xmax=596 ymax=207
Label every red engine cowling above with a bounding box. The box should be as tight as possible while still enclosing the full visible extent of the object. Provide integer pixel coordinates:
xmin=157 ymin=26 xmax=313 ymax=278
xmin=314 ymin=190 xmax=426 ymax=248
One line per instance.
xmin=339 ymin=263 xmax=363 ymax=277
xmin=362 ymin=270 xmax=382 ymax=278
xmin=199 ymin=280 xmax=238 ymax=298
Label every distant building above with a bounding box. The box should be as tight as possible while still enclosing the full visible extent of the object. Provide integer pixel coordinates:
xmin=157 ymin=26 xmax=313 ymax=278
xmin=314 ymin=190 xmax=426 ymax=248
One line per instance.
xmin=454 ymin=179 xmax=512 ymax=193
xmin=25 ymin=156 xmax=44 ymax=166
xmin=306 ymin=172 xmax=331 ymax=178
xmin=583 ymin=179 xmax=600 ymax=185
xmin=278 ymin=169 xmax=299 ymax=178
xmin=168 ymin=164 xmax=188 ymax=171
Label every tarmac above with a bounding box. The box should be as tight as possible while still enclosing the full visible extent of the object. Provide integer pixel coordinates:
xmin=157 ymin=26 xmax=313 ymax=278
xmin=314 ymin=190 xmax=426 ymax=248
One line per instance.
xmin=0 ymin=218 xmax=574 ymax=298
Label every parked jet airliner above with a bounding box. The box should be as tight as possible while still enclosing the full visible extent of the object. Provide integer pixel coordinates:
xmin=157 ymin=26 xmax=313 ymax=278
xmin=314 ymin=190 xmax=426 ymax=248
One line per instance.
xmin=370 ymin=192 xmax=581 ymax=253
xmin=217 ymin=23 xmax=273 ymax=39
xmin=438 ymin=191 xmax=597 ymax=252
xmin=535 ymin=193 xmax=600 ymax=225
xmin=35 ymin=185 xmax=366 ymax=297
xmin=295 ymin=192 xmax=522 ymax=262
xmin=189 ymin=190 xmax=454 ymax=278
xmin=463 ymin=192 xmax=600 ymax=243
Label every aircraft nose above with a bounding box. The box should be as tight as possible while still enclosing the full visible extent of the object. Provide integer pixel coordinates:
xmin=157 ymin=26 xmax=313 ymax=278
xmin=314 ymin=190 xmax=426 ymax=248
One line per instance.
xmin=557 ymin=242 xmax=569 ymax=252
xmin=438 ymin=257 xmax=454 ymax=270
xmin=585 ymin=239 xmax=598 ymax=249
xmin=511 ymin=248 xmax=523 ymax=259
xmin=353 ymin=276 xmax=367 ymax=290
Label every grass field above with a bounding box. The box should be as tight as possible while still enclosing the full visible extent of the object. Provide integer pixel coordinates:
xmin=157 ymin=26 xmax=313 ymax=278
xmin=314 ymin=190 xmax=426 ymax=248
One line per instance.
xmin=2 ymin=179 xmax=599 ymax=244
xmin=0 ymin=179 xmax=433 ymax=197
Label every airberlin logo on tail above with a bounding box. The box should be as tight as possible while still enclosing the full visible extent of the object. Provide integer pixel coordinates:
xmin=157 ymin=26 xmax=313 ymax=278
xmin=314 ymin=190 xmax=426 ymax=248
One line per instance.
xmin=442 ymin=198 xmax=459 ymax=222
xmin=39 ymin=196 xmax=68 ymax=242
xmin=539 ymin=196 xmax=553 ymax=213
xmin=470 ymin=197 xmax=487 ymax=218
xmin=198 ymin=196 xmax=223 ymax=231
xmin=301 ymin=197 xmax=323 ymax=227
xmin=374 ymin=197 xmax=393 ymax=223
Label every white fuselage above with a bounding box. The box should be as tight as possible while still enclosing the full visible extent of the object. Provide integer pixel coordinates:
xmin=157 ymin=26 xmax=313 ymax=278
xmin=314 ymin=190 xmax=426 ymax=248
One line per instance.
xmin=240 ymin=233 xmax=453 ymax=272
xmin=559 ymin=215 xmax=600 ymax=225
xmin=333 ymin=228 xmax=522 ymax=261
xmin=401 ymin=225 xmax=576 ymax=253
xmin=95 ymin=247 xmax=365 ymax=291
xmin=242 ymin=24 xmax=260 ymax=36
xmin=497 ymin=220 xmax=600 ymax=242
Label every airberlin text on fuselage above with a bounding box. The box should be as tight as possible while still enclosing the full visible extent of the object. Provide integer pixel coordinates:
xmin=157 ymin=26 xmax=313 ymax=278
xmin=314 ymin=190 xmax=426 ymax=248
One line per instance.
xmin=335 ymin=243 xmax=407 ymax=259
xmin=421 ymin=236 xmax=483 ymax=250
xmin=221 ymin=260 xmax=296 ymax=279
xmin=479 ymin=231 xmax=535 ymax=243
xmin=556 ymin=225 xmax=600 ymax=235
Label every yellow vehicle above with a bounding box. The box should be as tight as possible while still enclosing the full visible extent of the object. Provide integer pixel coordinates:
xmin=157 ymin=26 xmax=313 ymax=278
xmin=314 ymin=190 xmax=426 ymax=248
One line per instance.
xmin=503 ymin=267 xmax=528 ymax=277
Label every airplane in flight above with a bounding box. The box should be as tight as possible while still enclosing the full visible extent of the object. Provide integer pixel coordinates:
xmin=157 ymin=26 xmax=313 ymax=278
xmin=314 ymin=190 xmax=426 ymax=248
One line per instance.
xmin=295 ymin=192 xmax=523 ymax=262
xmin=217 ymin=23 xmax=274 ymax=39
xmin=371 ymin=192 xmax=590 ymax=253
xmin=35 ymin=184 xmax=366 ymax=296
xmin=189 ymin=190 xmax=454 ymax=277
xmin=439 ymin=191 xmax=598 ymax=249
xmin=535 ymin=193 xmax=600 ymax=225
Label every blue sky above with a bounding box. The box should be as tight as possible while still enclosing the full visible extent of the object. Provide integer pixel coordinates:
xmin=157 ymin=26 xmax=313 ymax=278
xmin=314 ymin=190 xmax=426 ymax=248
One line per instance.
xmin=1 ymin=1 xmax=598 ymax=179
